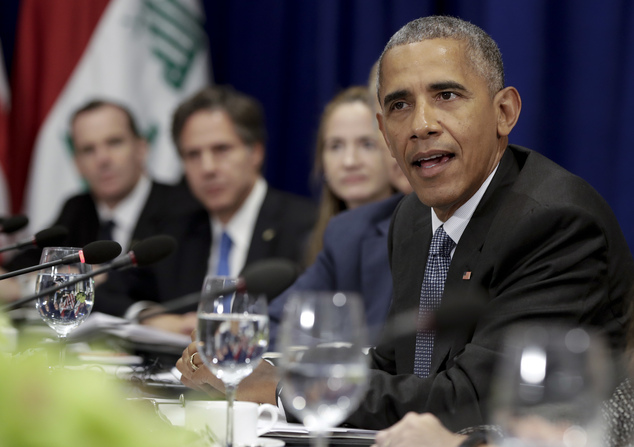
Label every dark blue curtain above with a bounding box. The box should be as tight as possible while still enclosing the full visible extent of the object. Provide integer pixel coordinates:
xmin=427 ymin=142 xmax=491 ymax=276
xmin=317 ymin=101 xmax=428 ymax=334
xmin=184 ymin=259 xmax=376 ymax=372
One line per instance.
xmin=2 ymin=0 xmax=634 ymax=251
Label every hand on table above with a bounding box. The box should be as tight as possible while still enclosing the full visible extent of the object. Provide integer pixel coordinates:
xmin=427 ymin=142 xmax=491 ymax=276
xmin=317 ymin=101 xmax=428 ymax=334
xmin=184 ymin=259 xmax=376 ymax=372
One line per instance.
xmin=176 ymin=339 xmax=279 ymax=405
xmin=372 ymin=413 xmax=468 ymax=447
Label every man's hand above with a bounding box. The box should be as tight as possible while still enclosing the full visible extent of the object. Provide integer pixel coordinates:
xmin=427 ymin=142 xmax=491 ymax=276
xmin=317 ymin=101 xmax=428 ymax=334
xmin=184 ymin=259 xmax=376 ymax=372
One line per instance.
xmin=141 ymin=312 xmax=197 ymax=335
xmin=372 ymin=413 xmax=468 ymax=447
xmin=176 ymin=340 xmax=279 ymax=405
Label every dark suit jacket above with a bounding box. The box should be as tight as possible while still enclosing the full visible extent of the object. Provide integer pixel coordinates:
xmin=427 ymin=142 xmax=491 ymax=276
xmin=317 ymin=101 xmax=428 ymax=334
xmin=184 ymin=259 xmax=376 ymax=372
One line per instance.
xmin=98 ymin=186 xmax=317 ymax=316
xmin=268 ymin=193 xmax=403 ymax=349
xmin=345 ymin=145 xmax=634 ymax=431
xmin=4 ymin=181 xmax=183 ymax=269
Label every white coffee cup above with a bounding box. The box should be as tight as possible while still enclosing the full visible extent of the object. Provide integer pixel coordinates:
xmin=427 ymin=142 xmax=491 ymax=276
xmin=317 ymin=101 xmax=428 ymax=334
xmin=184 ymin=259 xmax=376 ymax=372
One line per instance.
xmin=185 ymin=400 xmax=279 ymax=445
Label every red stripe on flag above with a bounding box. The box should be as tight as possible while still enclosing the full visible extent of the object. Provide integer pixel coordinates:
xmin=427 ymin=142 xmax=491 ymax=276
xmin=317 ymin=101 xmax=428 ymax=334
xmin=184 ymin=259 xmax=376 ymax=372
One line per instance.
xmin=8 ymin=0 xmax=110 ymax=214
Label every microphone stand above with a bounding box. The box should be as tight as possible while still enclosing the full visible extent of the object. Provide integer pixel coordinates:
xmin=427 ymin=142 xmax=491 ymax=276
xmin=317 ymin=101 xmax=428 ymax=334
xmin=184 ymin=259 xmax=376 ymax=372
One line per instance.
xmin=137 ymin=284 xmax=242 ymax=322
xmin=3 ymin=263 xmax=115 ymax=312
xmin=0 ymin=257 xmax=80 ymax=281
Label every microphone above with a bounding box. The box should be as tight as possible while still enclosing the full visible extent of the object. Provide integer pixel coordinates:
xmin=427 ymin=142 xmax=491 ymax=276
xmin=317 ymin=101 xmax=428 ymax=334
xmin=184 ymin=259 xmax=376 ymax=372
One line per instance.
xmin=138 ymin=258 xmax=300 ymax=320
xmin=2 ymin=235 xmax=177 ymax=312
xmin=0 ymin=225 xmax=69 ymax=254
xmin=107 ymin=234 xmax=177 ymax=270
xmin=0 ymin=215 xmax=29 ymax=234
xmin=0 ymin=240 xmax=122 ymax=281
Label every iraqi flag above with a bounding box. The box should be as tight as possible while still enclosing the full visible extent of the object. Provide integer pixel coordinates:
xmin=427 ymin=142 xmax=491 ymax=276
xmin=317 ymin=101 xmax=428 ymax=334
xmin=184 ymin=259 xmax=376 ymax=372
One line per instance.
xmin=9 ymin=0 xmax=210 ymax=232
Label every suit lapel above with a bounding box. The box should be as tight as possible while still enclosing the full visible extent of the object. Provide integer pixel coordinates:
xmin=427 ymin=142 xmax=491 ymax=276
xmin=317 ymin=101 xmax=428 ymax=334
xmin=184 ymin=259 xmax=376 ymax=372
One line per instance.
xmin=394 ymin=199 xmax=433 ymax=373
xmin=246 ymin=188 xmax=279 ymax=263
xmin=360 ymin=213 xmax=391 ymax=307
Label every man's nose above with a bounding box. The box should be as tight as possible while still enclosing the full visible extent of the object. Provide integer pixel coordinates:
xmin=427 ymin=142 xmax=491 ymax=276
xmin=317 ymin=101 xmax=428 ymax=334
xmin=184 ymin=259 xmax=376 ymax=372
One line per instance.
xmin=410 ymin=101 xmax=442 ymax=140
xmin=95 ymin=146 xmax=112 ymax=165
xmin=200 ymin=150 xmax=216 ymax=172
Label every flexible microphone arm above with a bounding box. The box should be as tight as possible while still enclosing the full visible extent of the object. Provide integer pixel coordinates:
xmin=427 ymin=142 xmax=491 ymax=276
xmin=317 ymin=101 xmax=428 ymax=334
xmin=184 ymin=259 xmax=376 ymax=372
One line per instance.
xmin=2 ymin=263 xmax=114 ymax=312
xmin=138 ymin=258 xmax=299 ymax=321
xmin=2 ymin=235 xmax=176 ymax=312
xmin=0 ymin=240 xmax=122 ymax=281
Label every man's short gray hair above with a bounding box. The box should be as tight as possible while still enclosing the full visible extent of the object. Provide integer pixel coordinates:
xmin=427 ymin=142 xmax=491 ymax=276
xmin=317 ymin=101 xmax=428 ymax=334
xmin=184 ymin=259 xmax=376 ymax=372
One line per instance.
xmin=377 ymin=16 xmax=505 ymax=100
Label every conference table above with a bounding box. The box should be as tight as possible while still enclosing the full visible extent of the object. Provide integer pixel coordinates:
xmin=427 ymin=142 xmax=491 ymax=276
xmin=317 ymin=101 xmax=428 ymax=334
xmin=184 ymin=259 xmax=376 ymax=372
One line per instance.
xmin=5 ymin=310 xmax=377 ymax=447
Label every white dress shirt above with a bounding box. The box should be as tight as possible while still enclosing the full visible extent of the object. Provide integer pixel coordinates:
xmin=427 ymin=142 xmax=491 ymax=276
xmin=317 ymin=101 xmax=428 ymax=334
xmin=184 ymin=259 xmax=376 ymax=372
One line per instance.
xmin=207 ymin=177 xmax=268 ymax=278
xmin=431 ymin=164 xmax=499 ymax=257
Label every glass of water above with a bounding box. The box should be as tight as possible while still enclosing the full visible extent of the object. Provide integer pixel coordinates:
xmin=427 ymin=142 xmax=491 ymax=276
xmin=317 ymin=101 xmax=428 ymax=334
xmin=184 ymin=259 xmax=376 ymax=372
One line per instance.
xmin=196 ymin=276 xmax=269 ymax=447
xmin=35 ymin=246 xmax=94 ymax=366
xmin=490 ymin=324 xmax=612 ymax=447
xmin=277 ymin=291 xmax=369 ymax=447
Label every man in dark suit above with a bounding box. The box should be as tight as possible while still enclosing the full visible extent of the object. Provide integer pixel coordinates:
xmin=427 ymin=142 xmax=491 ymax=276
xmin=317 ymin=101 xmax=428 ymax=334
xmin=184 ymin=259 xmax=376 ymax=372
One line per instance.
xmin=343 ymin=15 xmax=634 ymax=432
xmin=175 ymin=16 xmax=634 ymax=433
xmin=2 ymin=100 xmax=196 ymax=313
xmin=110 ymin=86 xmax=316 ymax=331
xmin=5 ymin=100 xmax=178 ymax=258
xmin=267 ymin=193 xmax=403 ymax=349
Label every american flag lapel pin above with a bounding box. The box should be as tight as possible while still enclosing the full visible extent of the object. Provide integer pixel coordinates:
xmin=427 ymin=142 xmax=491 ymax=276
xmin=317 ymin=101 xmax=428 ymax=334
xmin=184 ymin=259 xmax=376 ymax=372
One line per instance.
xmin=462 ymin=271 xmax=472 ymax=280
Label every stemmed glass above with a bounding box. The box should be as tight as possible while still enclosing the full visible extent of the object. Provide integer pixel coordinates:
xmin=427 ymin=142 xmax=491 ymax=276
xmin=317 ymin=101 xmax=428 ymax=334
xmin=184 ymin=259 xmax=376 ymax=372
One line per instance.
xmin=196 ymin=276 xmax=269 ymax=447
xmin=489 ymin=324 xmax=612 ymax=447
xmin=277 ymin=291 xmax=369 ymax=447
xmin=35 ymin=246 xmax=94 ymax=366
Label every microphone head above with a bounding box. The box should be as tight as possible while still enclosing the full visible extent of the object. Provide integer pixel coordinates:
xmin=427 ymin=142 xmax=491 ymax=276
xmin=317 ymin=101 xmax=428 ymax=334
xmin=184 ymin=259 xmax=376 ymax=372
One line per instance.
xmin=33 ymin=226 xmax=69 ymax=248
xmin=241 ymin=258 xmax=300 ymax=300
xmin=0 ymin=215 xmax=29 ymax=234
xmin=130 ymin=235 xmax=177 ymax=266
xmin=81 ymin=240 xmax=122 ymax=264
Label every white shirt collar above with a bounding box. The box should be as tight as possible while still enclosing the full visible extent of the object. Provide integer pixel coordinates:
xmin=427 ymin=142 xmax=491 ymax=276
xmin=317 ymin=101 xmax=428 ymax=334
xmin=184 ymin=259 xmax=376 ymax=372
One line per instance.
xmin=209 ymin=177 xmax=268 ymax=277
xmin=96 ymin=175 xmax=151 ymax=250
xmin=431 ymin=163 xmax=499 ymax=253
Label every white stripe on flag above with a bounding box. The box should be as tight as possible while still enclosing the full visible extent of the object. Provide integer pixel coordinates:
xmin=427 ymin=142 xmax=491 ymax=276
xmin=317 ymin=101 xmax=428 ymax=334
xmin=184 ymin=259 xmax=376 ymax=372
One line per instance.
xmin=23 ymin=0 xmax=209 ymax=232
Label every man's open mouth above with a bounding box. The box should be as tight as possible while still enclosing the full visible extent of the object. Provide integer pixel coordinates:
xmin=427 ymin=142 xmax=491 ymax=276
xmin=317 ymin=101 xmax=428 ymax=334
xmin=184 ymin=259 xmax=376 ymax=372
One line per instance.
xmin=413 ymin=153 xmax=455 ymax=169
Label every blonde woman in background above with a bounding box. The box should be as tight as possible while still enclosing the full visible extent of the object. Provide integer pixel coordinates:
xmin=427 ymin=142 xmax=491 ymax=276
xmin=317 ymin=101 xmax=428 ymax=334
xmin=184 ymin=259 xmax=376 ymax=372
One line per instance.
xmin=305 ymin=86 xmax=396 ymax=265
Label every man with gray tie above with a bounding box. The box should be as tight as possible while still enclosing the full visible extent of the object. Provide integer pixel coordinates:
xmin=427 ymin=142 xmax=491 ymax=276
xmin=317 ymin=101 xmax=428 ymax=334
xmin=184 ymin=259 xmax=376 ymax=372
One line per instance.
xmin=2 ymin=99 xmax=189 ymax=313
xmin=176 ymin=16 xmax=634 ymax=432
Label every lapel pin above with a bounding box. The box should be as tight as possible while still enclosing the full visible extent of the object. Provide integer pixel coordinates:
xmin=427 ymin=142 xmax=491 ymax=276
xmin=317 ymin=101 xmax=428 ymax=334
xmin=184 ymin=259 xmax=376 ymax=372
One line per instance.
xmin=462 ymin=271 xmax=472 ymax=280
xmin=262 ymin=228 xmax=276 ymax=242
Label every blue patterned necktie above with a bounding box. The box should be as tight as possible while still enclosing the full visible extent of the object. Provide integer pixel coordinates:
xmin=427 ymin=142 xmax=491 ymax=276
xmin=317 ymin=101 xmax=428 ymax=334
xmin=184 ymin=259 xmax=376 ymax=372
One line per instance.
xmin=413 ymin=225 xmax=455 ymax=378
xmin=216 ymin=231 xmax=233 ymax=276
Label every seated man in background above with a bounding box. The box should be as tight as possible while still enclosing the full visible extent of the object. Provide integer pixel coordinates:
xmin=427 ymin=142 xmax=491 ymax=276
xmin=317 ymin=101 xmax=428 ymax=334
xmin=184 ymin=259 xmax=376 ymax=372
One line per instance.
xmin=177 ymin=15 xmax=634 ymax=432
xmin=100 ymin=86 xmax=317 ymax=332
xmin=2 ymin=100 xmax=196 ymax=325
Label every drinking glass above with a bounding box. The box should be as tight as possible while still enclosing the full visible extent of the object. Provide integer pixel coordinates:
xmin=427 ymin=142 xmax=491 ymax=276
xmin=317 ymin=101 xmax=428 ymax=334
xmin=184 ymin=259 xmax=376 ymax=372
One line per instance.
xmin=35 ymin=246 xmax=94 ymax=366
xmin=196 ymin=276 xmax=269 ymax=447
xmin=489 ymin=324 xmax=612 ymax=447
xmin=277 ymin=291 xmax=369 ymax=447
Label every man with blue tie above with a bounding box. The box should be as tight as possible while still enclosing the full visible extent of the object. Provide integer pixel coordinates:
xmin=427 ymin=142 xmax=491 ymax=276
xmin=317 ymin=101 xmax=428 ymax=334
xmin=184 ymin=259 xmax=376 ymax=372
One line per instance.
xmin=176 ymin=16 xmax=634 ymax=433
xmin=116 ymin=86 xmax=317 ymax=328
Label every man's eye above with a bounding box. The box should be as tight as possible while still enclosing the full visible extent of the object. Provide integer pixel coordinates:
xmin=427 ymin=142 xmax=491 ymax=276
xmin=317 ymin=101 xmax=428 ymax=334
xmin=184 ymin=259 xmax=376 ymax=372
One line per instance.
xmin=183 ymin=151 xmax=200 ymax=161
xmin=439 ymin=92 xmax=457 ymax=100
xmin=391 ymin=101 xmax=406 ymax=110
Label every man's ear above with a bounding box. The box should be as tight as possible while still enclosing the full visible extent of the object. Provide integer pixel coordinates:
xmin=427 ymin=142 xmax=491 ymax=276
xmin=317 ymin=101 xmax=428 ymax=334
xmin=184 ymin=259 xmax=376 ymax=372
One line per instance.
xmin=136 ymin=138 xmax=149 ymax=164
xmin=495 ymin=86 xmax=522 ymax=137
xmin=252 ymin=142 xmax=265 ymax=170
xmin=377 ymin=112 xmax=396 ymax=159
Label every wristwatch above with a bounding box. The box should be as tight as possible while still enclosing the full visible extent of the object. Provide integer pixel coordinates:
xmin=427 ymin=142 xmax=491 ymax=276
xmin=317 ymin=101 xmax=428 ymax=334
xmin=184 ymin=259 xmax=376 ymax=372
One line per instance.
xmin=458 ymin=431 xmax=488 ymax=447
